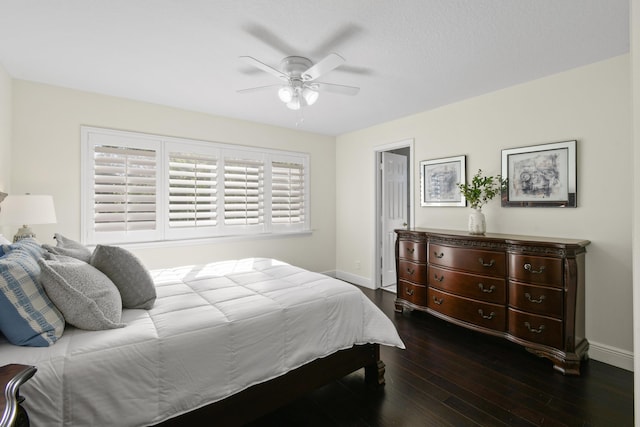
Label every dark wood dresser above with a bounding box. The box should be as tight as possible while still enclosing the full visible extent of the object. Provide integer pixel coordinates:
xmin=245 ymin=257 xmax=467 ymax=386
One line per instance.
xmin=395 ymin=228 xmax=589 ymax=375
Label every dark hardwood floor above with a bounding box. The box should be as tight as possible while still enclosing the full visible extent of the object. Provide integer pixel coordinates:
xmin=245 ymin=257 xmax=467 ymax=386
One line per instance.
xmin=247 ymin=287 xmax=633 ymax=427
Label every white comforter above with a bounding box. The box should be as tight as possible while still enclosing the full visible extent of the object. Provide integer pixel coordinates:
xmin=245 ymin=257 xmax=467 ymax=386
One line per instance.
xmin=0 ymin=258 xmax=404 ymax=426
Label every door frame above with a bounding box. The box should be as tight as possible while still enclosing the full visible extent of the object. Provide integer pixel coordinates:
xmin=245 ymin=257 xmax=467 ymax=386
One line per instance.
xmin=373 ymin=138 xmax=414 ymax=289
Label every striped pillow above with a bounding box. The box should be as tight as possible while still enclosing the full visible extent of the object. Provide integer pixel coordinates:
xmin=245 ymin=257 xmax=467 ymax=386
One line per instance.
xmin=1 ymin=238 xmax=47 ymax=259
xmin=0 ymin=245 xmax=65 ymax=346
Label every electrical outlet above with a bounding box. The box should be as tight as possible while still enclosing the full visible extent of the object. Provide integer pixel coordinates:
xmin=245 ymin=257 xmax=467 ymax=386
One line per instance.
xmin=355 ymin=260 xmax=361 ymax=270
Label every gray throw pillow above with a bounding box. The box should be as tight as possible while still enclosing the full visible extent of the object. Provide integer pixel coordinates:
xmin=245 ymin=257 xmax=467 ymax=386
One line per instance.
xmin=90 ymin=245 xmax=156 ymax=309
xmin=42 ymin=233 xmax=93 ymax=263
xmin=38 ymin=256 xmax=125 ymax=330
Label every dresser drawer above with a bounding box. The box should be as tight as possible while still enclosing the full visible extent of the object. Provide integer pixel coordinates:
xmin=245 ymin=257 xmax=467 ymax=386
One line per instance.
xmin=399 ymin=239 xmax=426 ymax=262
xmin=508 ymin=308 xmax=563 ymax=349
xmin=509 ymin=282 xmax=563 ymax=318
xmin=508 ymin=254 xmax=563 ymax=288
xmin=397 ymin=281 xmax=427 ymax=306
xmin=398 ymin=260 xmax=427 ymax=283
xmin=428 ymin=288 xmax=506 ymax=332
xmin=429 ymin=265 xmax=506 ymax=304
xmin=429 ymin=244 xmax=505 ymax=277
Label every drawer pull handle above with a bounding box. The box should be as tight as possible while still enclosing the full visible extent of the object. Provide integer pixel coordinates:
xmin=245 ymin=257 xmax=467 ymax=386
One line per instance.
xmin=525 ymin=292 xmax=546 ymax=304
xmin=432 ymin=296 xmax=443 ymax=305
xmin=407 ymin=248 xmax=415 ymax=254
xmin=524 ymin=263 xmax=546 ymax=274
xmin=478 ymin=283 xmax=495 ymax=293
xmin=478 ymin=309 xmax=495 ymax=320
xmin=405 ymin=288 xmax=414 ymax=296
xmin=434 ymin=252 xmax=444 ymax=259
xmin=524 ymin=321 xmax=545 ymax=334
xmin=478 ymin=258 xmax=495 ymax=267
xmin=433 ymin=274 xmax=444 ymax=282
xmin=406 ymin=268 xmax=415 ymax=275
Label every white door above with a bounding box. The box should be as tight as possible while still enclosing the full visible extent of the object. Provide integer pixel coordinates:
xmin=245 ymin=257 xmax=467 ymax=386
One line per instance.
xmin=381 ymin=152 xmax=408 ymax=287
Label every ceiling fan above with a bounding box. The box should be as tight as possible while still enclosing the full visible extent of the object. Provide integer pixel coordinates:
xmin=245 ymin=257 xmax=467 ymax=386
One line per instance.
xmin=237 ymin=53 xmax=360 ymax=110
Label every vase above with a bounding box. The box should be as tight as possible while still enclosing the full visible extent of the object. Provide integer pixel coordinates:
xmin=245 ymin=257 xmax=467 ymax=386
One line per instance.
xmin=468 ymin=208 xmax=486 ymax=235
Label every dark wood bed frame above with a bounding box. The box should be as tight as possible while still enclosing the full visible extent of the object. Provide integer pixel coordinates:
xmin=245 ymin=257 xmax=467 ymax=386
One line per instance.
xmin=1 ymin=343 xmax=385 ymax=427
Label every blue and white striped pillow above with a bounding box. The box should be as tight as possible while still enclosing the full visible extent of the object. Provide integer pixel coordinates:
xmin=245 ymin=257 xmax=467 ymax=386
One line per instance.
xmin=1 ymin=238 xmax=47 ymax=259
xmin=0 ymin=242 xmax=65 ymax=346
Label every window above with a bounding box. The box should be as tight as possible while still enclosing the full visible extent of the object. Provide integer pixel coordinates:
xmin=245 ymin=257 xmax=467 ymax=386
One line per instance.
xmin=271 ymin=160 xmax=305 ymax=226
xmin=81 ymin=127 xmax=309 ymax=244
xmin=168 ymin=151 xmax=217 ymax=229
xmin=223 ymin=156 xmax=264 ymax=227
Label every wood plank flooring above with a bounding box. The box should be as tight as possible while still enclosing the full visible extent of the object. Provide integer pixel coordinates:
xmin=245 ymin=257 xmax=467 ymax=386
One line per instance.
xmin=247 ymin=287 xmax=633 ymax=427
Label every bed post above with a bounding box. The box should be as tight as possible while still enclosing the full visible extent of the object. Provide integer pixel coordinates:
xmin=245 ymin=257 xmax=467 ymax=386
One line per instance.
xmin=364 ymin=343 xmax=386 ymax=388
xmin=0 ymin=364 xmax=37 ymax=427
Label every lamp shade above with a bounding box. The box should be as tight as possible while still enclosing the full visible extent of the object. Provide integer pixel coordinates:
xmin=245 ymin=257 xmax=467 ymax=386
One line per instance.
xmin=286 ymin=96 xmax=301 ymax=110
xmin=278 ymin=86 xmax=294 ymax=103
xmin=0 ymin=195 xmax=57 ymax=225
xmin=302 ymin=87 xmax=319 ymax=106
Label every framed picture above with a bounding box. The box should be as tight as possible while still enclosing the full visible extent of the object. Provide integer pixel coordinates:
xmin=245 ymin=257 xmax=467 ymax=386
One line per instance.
xmin=420 ymin=155 xmax=466 ymax=207
xmin=501 ymin=140 xmax=577 ymax=207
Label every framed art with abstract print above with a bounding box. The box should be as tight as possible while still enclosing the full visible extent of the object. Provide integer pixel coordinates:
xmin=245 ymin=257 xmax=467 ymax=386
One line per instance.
xmin=420 ymin=155 xmax=466 ymax=207
xmin=501 ymin=140 xmax=577 ymax=207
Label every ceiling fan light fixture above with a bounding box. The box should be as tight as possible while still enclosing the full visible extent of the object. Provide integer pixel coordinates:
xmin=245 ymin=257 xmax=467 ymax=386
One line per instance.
xmin=302 ymin=87 xmax=319 ymax=106
xmin=239 ymin=54 xmax=359 ymax=111
xmin=278 ymin=86 xmax=294 ymax=103
xmin=286 ymin=95 xmax=301 ymax=110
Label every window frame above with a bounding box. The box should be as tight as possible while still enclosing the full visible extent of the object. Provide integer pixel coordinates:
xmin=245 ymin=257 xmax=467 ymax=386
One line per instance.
xmin=81 ymin=127 xmax=310 ymax=245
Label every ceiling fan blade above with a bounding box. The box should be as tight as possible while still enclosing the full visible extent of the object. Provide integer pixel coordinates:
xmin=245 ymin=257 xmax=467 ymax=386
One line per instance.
xmin=302 ymin=53 xmax=345 ymax=81
xmin=315 ymin=82 xmax=360 ymax=96
xmin=236 ymin=84 xmax=281 ymax=94
xmin=310 ymin=24 xmax=363 ymax=58
xmin=243 ymin=23 xmax=298 ymax=57
xmin=239 ymin=56 xmax=287 ymax=81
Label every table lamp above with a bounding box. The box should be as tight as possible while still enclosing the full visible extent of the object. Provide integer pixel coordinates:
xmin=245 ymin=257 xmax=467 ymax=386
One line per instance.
xmin=0 ymin=194 xmax=57 ymax=242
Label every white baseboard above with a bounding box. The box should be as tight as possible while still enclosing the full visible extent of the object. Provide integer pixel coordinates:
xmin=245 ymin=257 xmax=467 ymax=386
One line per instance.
xmin=334 ymin=270 xmax=374 ymax=289
xmin=588 ymin=340 xmax=633 ymax=371
xmin=321 ymin=270 xmax=337 ymax=278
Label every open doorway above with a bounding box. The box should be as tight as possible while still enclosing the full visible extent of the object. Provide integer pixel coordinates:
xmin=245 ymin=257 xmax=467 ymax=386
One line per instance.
xmin=374 ymin=139 xmax=414 ymax=292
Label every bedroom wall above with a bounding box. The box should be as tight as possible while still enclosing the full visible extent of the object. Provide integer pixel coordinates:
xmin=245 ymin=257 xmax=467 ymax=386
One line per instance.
xmin=631 ymin=0 xmax=639 ymax=417
xmin=0 ymin=64 xmax=10 ymax=192
xmin=10 ymin=81 xmax=337 ymax=273
xmin=0 ymin=63 xmax=11 ymax=240
xmin=336 ymin=55 xmax=633 ymax=370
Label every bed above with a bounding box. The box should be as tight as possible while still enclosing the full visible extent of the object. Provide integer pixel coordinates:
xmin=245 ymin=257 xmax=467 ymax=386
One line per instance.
xmin=0 ymin=253 xmax=404 ymax=427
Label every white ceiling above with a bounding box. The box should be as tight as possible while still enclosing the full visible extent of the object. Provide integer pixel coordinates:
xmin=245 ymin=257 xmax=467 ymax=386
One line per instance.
xmin=0 ymin=0 xmax=630 ymax=136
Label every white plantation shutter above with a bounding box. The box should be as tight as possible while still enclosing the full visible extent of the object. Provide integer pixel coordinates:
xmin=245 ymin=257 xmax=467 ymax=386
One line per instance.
xmin=224 ymin=157 xmax=264 ymax=226
xmin=82 ymin=127 xmax=309 ymax=244
xmin=271 ymin=161 xmax=305 ymax=225
xmin=93 ymin=145 xmax=157 ymax=233
xmin=168 ymin=152 xmax=217 ymax=228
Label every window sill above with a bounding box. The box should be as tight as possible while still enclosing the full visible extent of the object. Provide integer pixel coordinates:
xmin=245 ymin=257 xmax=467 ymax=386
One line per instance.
xmin=100 ymin=230 xmax=313 ymax=251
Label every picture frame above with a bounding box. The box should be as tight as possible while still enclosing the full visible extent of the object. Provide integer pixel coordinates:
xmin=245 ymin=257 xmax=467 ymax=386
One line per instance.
xmin=420 ymin=155 xmax=466 ymax=207
xmin=501 ymin=140 xmax=577 ymax=207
